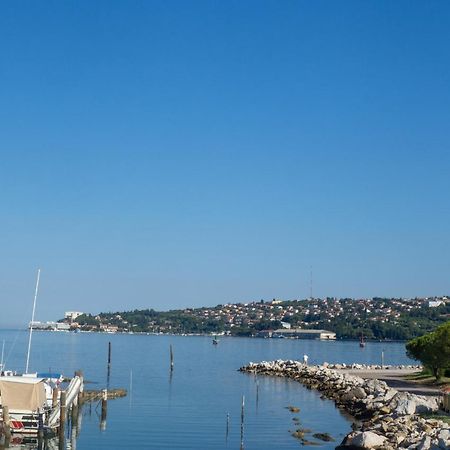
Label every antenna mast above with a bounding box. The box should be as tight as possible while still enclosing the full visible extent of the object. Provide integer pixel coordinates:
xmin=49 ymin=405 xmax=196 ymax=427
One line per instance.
xmin=309 ymin=265 xmax=313 ymax=300
xmin=25 ymin=268 xmax=40 ymax=373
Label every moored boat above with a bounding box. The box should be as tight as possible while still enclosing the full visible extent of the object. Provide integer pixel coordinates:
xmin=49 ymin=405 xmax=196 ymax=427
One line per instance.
xmin=0 ymin=372 xmax=83 ymax=434
xmin=359 ymin=334 xmax=365 ymax=348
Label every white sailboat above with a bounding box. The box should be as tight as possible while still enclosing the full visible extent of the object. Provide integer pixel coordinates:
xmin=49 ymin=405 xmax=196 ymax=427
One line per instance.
xmin=0 ymin=269 xmax=83 ymax=434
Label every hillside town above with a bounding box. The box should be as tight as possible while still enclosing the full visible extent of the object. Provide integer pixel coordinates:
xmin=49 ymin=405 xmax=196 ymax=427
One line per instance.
xmin=37 ymin=296 xmax=450 ymax=341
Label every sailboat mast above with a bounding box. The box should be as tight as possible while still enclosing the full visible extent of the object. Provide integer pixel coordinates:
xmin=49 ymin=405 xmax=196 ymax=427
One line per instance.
xmin=1 ymin=340 xmax=4 ymax=371
xmin=25 ymin=268 xmax=41 ymax=373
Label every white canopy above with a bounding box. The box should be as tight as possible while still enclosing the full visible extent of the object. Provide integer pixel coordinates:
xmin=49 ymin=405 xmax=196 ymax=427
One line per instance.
xmin=0 ymin=377 xmax=46 ymax=411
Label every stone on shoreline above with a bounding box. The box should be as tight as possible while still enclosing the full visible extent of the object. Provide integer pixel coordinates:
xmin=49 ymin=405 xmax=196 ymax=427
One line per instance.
xmin=349 ymin=431 xmax=386 ymax=448
xmin=239 ymin=360 xmax=448 ymax=449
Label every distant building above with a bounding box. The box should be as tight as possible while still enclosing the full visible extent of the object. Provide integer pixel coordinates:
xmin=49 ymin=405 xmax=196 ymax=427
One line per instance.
xmin=30 ymin=321 xmax=70 ymax=331
xmin=65 ymin=311 xmax=84 ymax=322
xmin=428 ymin=300 xmax=444 ymax=308
xmin=100 ymin=324 xmax=119 ymax=333
xmin=280 ymin=321 xmax=291 ymax=329
xmin=257 ymin=328 xmax=336 ymax=340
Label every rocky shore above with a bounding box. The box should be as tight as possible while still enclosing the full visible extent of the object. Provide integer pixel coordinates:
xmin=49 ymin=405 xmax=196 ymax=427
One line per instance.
xmin=239 ymin=360 xmax=449 ymax=449
xmin=323 ymin=363 xmax=422 ymax=371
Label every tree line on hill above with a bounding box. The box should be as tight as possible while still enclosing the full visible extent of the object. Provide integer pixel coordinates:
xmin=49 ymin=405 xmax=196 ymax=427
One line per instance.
xmin=72 ymin=300 xmax=450 ymax=341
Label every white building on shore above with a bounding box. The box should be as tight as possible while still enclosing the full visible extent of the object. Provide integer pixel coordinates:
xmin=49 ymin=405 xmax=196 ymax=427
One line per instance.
xmin=257 ymin=328 xmax=336 ymax=340
xmin=29 ymin=321 xmax=70 ymax=331
xmin=65 ymin=311 xmax=84 ymax=322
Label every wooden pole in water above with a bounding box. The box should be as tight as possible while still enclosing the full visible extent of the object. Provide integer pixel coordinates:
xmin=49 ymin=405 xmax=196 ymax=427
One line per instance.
xmin=71 ymin=398 xmax=78 ymax=423
xmin=241 ymin=395 xmax=245 ymax=423
xmin=240 ymin=395 xmax=245 ymax=446
xmin=59 ymin=391 xmax=67 ymax=442
xmin=77 ymin=390 xmax=83 ymax=407
xmin=3 ymin=405 xmax=11 ymax=440
xmin=170 ymin=344 xmax=174 ymax=371
xmin=76 ymin=369 xmax=84 ymax=404
xmin=100 ymin=388 xmax=107 ymax=431
xmin=107 ymin=342 xmax=111 ymax=386
xmin=101 ymin=389 xmax=107 ymax=419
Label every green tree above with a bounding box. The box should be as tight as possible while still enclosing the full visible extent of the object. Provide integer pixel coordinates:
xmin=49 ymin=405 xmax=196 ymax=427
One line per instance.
xmin=406 ymin=321 xmax=450 ymax=379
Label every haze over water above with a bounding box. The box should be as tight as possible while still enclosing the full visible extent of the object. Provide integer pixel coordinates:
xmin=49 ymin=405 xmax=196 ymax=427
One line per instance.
xmin=0 ymin=330 xmax=413 ymax=449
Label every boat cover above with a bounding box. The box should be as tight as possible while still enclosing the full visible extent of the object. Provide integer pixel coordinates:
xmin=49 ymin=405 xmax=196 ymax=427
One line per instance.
xmin=0 ymin=378 xmax=46 ymax=411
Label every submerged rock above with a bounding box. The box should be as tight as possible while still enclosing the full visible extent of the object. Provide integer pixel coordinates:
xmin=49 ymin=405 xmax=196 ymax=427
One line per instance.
xmin=286 ymin=405 xmax=300 ymax=413
xmin=312 ymin=432 xmax=335 ymax=442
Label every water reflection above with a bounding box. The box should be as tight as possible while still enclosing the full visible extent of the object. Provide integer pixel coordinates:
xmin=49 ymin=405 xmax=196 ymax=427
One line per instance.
xmin=1 ymin=433 xmax=60 ymax=450
xmin=0 ymin=401 xmax=91 ymax=450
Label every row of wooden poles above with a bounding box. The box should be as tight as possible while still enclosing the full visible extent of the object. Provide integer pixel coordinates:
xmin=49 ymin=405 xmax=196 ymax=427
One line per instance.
xmin=2 ymin=341 xmax=247 ymax=448
xmin=168 ymin=343 xmax=246 ymax=448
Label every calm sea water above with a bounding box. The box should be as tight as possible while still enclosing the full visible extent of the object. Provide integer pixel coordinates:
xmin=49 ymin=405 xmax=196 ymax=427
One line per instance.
xmin=0 ymin=330 xmax=413 ymax=449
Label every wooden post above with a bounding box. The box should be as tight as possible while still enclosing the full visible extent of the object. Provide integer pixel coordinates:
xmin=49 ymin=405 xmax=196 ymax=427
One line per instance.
xmin=77 ymin=391 xmax=83 ymax=407
xmin=101 ymin=389 xmax=108 ymax=417
xmin=100 ymin=388 xmax=107 ymax=430
xmin=71 ymin=400 xmax=78 ymax=423
xmin=76 ymin=369 xmax=84 ymax=404
xmin=38 ymin=410 xmax=44 ymax=439
xmin=170 ymin=344 xmax=174 ymax=371
xmin=240 ymin=395 xmax=245 ymax=447
xmin=3 ymin=405 xmax=11 ymax=440
xmin=52 ymin=387 xmax=59 ymax=408
xmin=107 ymin=342 xmax=111 ymax=387
xmin=226 ymin=412 xmax=230 ymax=441
xmin=59 ymin=391 xmax=67 ymax=442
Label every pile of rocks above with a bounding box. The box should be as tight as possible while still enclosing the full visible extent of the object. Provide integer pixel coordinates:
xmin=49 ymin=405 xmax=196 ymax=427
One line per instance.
xmin=239 ymin=360 xmax=449 ymax=449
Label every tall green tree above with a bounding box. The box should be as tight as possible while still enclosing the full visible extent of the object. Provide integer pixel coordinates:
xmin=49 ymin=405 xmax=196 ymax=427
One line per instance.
xmin=406 ymin=321 xmax=450 ymax=379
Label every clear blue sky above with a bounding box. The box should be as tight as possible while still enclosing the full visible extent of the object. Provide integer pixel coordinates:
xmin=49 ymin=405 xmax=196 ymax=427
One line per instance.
xmin=1 ymin=1 xmax=449 ymax=326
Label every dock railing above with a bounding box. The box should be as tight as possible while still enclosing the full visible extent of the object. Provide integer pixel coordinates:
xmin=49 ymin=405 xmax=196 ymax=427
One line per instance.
xmin=47 ymin=374 xmax=83 ymax=429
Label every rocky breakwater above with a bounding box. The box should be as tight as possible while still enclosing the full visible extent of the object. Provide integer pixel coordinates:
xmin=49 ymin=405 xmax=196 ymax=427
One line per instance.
xmin=324 ymin=363 xmax=422 ymax=371
xmin=239 ymin=360 xmax=449 ymax=449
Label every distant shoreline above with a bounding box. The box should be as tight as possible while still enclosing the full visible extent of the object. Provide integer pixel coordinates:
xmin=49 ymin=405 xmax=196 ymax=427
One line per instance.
xmin=19 ymin=328 xmax=412 ymax=343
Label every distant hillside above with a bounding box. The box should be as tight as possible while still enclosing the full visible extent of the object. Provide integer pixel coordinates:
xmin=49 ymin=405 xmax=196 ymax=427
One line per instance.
xmin=70 ymin=297 xmax=450 ymax=340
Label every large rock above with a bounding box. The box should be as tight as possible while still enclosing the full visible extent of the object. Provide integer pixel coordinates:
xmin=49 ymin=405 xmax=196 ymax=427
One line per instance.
xmin=413 ymin=395 xmax=440 ymax=414
xmin=383 ymin=389 xmax=397 ymax=402
xmin=349 ymin=431 xmax=386 ymax=448
xmin=392 ymin=394 xmax=417 ymax=415
xmin=437 ymin=429 xmax=450 ymax=449
xmin=416 ymin=435 xmax=432 ymax=450
xmin=341 ymin=387 xmax=367 ymax=402
xmin=390 ymin=392 xmax=440 ymax=415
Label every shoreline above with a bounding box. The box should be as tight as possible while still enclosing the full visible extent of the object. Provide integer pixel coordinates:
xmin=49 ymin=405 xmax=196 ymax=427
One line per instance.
xmin=240 ymin=360 xmax=449 ymax=449
xmin=334 ymin=367 xmax=442 ymax=397
xmin=21 ymin=329 xmax=419 ymax=343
